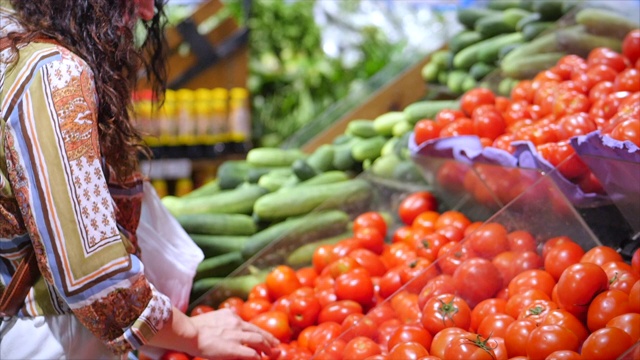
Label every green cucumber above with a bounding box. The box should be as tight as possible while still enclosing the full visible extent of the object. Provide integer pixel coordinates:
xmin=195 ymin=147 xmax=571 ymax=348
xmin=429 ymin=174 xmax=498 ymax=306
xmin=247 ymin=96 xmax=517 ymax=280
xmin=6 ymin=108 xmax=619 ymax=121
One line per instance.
xmin=176 ymin=213 xmax=257 ymax=236
xmin=421 ymin=61 xmax=440 ymax=83
xmin=392 ymin=120 xmax=413 ymax=138
xmin=370 ymin=153 xmax=403 ymax=179
xmin=286 ymin=231 xmax=354 ymax=268
xmin=469 ymin=63 xmax=496 ymax=81
xmin=306 ymin=144 xmax=335 ymax=173
xmin=346 ymin=119 xmax=378 ymax=138
xmin=381 ymin=137 xmax=399 ymax=158
xmin=501 ymin=31 xmax=560 ymax=66
xmin=522 ymin=22 xmax=555 ymax=41
xmin=437 ymin=70 xmax=449 ymax=86
xmin=403 ymin=100 xmax=460 ymax=124
xmin=447 ymin=70 xmax=469 ymax=95
xmin=242 ymin=210 xmax=350 ymax=259
xmin=373 ymin=112 xmax=407 ymax=136
xmin=477 ymin=32 xmax=524 ymax=64
xmin=253 ymin=179 xmax=373 ymax=222
xmin=246 ymin=147 xmax=306 ymax=167
xmin=457 ymin=8 xmax=501 ymax=29
xmin=448 ymin=31 xmax=484 ymax=54
xmin=291 ymin=159 xmax=318 ymax=181
xmin=556 ymin=25 xmax=624 ymax=57
xmin=502 ymin=52 xmax=566 ymax=79
xmin=295 ymin=170 xmax=350 ymax=187
xmin=430 ymin=49 xmax=454 ymax=69
xmin=257 ymin=168 xmax=295 ymax=192
xmin=487 ymin=0 xmax=529 ymax=11
xmin=162 ymin=184 xmax=268 ymax=217
xmin=461 ymin=75 xmax=478 ymax=93
xmin=352 ymin=136 xmax=387 ymax=162
xmin=194 ymin=251 xmax=245 ymax=280
xmin=475 ymin=14 xmax=517 ymax=38
xmin=182 ymin=179 xmax=220 ymax=199
xmin=502 ymin=8 xmax=533 ymax=28
xmin=216 ymin=160 xmax=250 ymax=190
xmin=191 ymin=271 xmax=268 ymax=301
xmin=515 ymin=12 xmax=541 ymax=31
xmin=246 ymin=166 xmax=290 ymax=184
xmin=532 ymin=0 xmax=565 ymax=21
xmin=190 ymin=234 xmax=250 ymax=258
xmin=332 ymin=142 xmax=357 ymax=171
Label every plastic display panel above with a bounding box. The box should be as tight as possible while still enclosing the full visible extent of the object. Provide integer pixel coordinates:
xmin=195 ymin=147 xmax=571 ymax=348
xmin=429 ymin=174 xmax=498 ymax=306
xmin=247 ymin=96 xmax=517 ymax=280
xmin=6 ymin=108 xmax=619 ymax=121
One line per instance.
xmin=322 ymin=164 xmax=603 ymax=358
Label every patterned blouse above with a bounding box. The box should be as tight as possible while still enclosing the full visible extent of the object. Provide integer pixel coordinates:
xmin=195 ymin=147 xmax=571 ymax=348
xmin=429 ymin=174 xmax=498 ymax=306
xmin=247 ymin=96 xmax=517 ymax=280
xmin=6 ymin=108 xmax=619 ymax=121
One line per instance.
xmin=0 ymin=4 xmax=172 ymax=355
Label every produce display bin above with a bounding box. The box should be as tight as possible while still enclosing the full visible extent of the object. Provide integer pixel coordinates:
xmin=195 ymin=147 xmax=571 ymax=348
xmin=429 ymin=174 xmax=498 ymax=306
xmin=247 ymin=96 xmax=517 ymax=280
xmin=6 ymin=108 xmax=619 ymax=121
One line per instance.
xmin=323 ymin=162 xmax=605 ymax=356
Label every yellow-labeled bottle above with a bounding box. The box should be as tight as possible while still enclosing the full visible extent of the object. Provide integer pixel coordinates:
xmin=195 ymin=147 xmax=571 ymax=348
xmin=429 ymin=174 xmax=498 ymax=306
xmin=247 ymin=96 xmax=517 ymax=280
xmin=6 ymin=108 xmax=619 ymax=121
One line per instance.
xmin=228 ymin=87 xmax=251 ymax=143
xmin=176 ymin=88 xmax=196 ymax=144
xmin=211 ymin=87 xmax=229 ymax=143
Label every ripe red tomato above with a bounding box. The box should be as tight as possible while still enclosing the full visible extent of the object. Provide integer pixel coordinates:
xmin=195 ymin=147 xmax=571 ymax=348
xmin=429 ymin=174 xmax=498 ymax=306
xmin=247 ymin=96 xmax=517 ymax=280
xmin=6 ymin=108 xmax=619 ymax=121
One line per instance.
xmin=417 ymin=273 xmax=457 ymax=309
xmin=586 ymin=289 xmax=631 ymax=332
xmin=340 ymin=313 xmax=377 ymax=342
xmin=588 ymin=47 xmax=629 ymax=72
xmin=380 ymin=242 xmax=417 ymax=270
xmin=414 ymin=119 xmax=442 ymax=146
xmin=435 ymin=109 xmax=466 ymax=127
xmin=473 ymin=106 xmax=506 ymax=140
xmin=388 ymin=323 xmax=433 ymax=352
xmin=439 ymin=118 xmax=475 ymax=137
xmin=633 ymin=248 xmax=640 ymax=275
xmin=470 ymin=298 xmax=508 ymax=332
xmin=581 ymin=327 xmax=634 ymax=360
xmin=250 ymin=310 xmax=292 ymax=343
xmin=606 ymin=312 xmax=640 ymax=342
xmin=217 ymin=296 xmax=244 ymax=314
xmin=437 ymin=241 xmax=475 ymax=276
xmin=588 ymin=80 xmax=615 ymax=102
xmin=189 ymin=304 xmax=214 ymax=316
xmin=353 ymin=212 xmax=387 ymax=237
xmin=398 ymin=191 xmax=439 ymax=226
xmin=399 ymin=257 xmax=439 ymax=294
xmin=477 ymin=313 xmax=516 ymax=339
xmin=553 ymin=91 xmax=591 ymax=118
xmin=444 ymin=333 xmax=498 ymax=360
xmin=461 ymin=88 xmax=496 ymax=116
xmin=467 ymin=222 xmax=510 ymax=259
xmin=504 ymin=319 xmax=538 ymax=358
xmin=505 ymin=289 xmax=551 ymax=319
xmin=388 ymin=342 xmax=430 ymax=359
xmin=240 ymin=298 xmax=272 ymax=321
xmin=354 ymin=227 xmax=385 ymax=255
xmin=544 ymin=350 xmax=583 ymax=360
xmin=410 ymin=232 xmax=448 ymax=262
xmin=453 ymin=258 xmax=503 ymax=308
xmin=507 ymin=230 xmax=538 ymax=253
xmin=265 ymin=265 xmax=302 ymax=301
xmin=511 ymin=80 xmax=534 ymax=103
xmin=377 ymin=265 xmax=404 ymax=299
xmin=556 ymin=262 xmax=609 ymax=317
xmin=556 ymin=112 xmax=597 ymax=140
xmin=160 ymin=351 xmax=190 ymax=360
xmin=421 ymin=293 xmax=471 ymax=334
xmin=508 ymin=269 xmax=556 ymax=298
xmin=288 ymin=295 xmax=321 ymax=330
xmin=610 ymin=118 xmax=640 ymax=147
xmin=543 ymin=241 xmax=586 ymax=281
xmin=615 ymin=68 xmax=640 ymax=92
xmin=307 ymin=321 xmax=342 ymax=354
xmin=318 ymin=300 xmax=363 ymax=324
xmin=517 ymin=299 xmax=558 ymax=326
xmin=323 ymin=256 xmax=361 ymax=279
xmin=348 ymin=248 xmax=387 ymax=277
xmin=541 ymin=309 xmax=589 ymax=344
xmin=526 ymin=324 xmax=580 ymax=360
xmin=342 ymin=337 xmax=381 ymax=360
xmin=514 ymin=251 xmax=544 ymax=274
xmin=580 ymin=246 xmax=623 ymax=266
xmin=313 ymin=244 xmax=337 ymax=274
xmin=430 ymin=327 xmax=469 ymax=358
xmin=390 ymin=291 xmax=423 ymax=324
xmin=623 ymin=29 xmax=640 ymax=63
xmin=313 ymin=338 xmax=346 ymax=360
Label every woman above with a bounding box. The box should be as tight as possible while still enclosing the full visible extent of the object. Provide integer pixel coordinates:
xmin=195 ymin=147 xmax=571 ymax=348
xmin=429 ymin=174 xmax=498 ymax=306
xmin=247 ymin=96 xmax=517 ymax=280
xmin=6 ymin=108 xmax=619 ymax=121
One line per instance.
xmin=0 ymin=0 xmax=278 ymax=359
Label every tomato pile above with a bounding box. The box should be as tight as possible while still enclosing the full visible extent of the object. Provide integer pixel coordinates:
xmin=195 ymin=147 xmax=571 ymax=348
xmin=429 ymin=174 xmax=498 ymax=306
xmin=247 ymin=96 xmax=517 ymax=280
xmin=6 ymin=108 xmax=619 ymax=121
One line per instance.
xmin=176 ymin=190 xmax=640 ymax=360
xmin=414 ymin=29 xmax=640 ymax=195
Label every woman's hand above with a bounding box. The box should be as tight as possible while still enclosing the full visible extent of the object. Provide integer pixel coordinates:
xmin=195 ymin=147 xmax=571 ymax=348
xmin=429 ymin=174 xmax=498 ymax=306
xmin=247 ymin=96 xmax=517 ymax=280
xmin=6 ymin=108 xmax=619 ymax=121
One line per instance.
xmin=190 ymin=309 xmax=280 ymax=360
xmin=148 ymin=307 xmax=280 ymax=360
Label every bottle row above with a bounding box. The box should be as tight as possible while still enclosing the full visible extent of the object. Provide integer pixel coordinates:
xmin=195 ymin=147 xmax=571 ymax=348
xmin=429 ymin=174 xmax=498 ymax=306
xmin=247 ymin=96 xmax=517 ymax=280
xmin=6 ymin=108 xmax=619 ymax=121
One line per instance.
xmin=132 ymin=87 xmax=252 ymax=147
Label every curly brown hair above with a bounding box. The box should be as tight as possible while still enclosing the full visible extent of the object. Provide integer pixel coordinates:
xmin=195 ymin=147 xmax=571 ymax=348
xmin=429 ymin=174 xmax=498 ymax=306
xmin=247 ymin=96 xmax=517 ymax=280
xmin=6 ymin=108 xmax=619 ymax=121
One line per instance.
xmin=7 ymin=0 xmax=167 ymax=182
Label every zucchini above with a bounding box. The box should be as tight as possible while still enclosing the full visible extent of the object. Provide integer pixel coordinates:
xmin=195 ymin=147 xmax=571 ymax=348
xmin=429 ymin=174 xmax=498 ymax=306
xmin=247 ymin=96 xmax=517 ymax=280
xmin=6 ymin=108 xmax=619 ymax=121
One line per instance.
xmin=162 ymin=184 xmax=268 ymax=216
xmin=253 ymin=179 xmax=373 ymax=222
xmin=403 ymin=100 xmax=460 ymax=124
xmin=457 ymin=8 xmax=501 ymax=29
xmin=306 ymin=144 xmax=335 ymax=173
xmin=292 ymin=159 xmax=318 ymax=181
xmin=190 ymin=234 xmax=250 ymax=258
xmin=182 ymin=179 xmax=220 ymax=199
xmin=176 ymin=213 xmax=257 ymax=236
xmin=448 ymin=31 xmax=484 ymax=54
xmin=242 ymin=210 xmax=350 ymax=260
xmin=346 ymin=119 xmax=378 ymax=138
xmin=216 ymin=160 xmax=250 ymax=190
xmin=286 ymin=231 xmax=354 ymax=268
xmin=373 ymin=112 xmax=407 ymax=137
xmin=246 ymin=147 xmax=306 ymax=167
xmin=194 ymin=251 xmax=245 ymax=281
xmin=351 ymin=136 xmax=387 ymax=162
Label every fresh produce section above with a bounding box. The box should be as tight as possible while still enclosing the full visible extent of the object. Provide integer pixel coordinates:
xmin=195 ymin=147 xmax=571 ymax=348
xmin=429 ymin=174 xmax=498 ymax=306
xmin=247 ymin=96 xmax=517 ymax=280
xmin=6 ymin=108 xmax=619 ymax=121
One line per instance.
xmin=147 ymin=1 xmax=640 ymax=359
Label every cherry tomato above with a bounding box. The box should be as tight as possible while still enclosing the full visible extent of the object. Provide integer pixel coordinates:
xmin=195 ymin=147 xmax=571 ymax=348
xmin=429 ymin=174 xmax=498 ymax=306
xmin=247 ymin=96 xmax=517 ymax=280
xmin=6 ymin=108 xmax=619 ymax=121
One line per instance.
xmin=388 ymin=323 xmax=433 ymax=352
xmin=414 ymin=119 xmax=442 ymax=146
xmin=390 ymin=291 xmax=422 ymax=324
xmin=623 ymin=29 xmax=640 ymax=63
xmin=556 ymin=112 xmax=597 ymax=140
xmin=435 ymin=108 xmax=466 ymax=127
xmin=323 ymin=256 xmax=361 ymax=279
xmin=421 ymin=293 xmax=471 ymax=334
xmin=461 ymin=88 xmax=496 ymax=116
xmin=553 ymin=91 xmax=590 ymax=118
xmin=541 ymin=309 xmax=589 ymax=344
xmin=585 ymin=64 xmax=619 ymax=89
xmin=313 ymin=244 xmax=337 ymax=274
xmin=250 ymin=310 xmax=292 ymax=343
xmin=615 ymin=68 xmax=640 ymax=92
xmin=318 ymin=300 xmax=363 ymax=324
xmin=430 ymin=327 xmax=469 ymax=358
xmin=588 ymin=47 xmax=629 ymax=72
xmin=580 ymin=327 xmax=634 ymax=360
xmin=588 ymin=81 xmax=615 ymax=103
xmin=610 ymin=118 xmax=640 ymax=147
xmin=388 ymin=342 xmax=430 ymax=360
xmin=440 ymin=117 xmax=475 ymax=137
xmin=453 ymin=258 xmax=503 ymax=308
xmin=473 ymin=106 xmax=506 ymax=140
xmin=504 ymin=319 xmax=538 ymax=358
xmin=411 ymin=232 xmax=448 ymax=263
xmin=526 ymin=324 xmax=580 ymax=360
xmin=398 ymin=191 xmax=439 ymax=226
xmin=444 ymin=333 xmax=498 ymax=360
xmin=511 ymin=80 xmax=534 ymax=103
xmin=556 ymin=263 xmax=609 ymax=317
xmin=544 ymin=241 xmax=585 ymax=281
xmin=342 ymin=337 xmax=381 ymax=360
xmin=353 ymin=212 xmax=387 ymax=238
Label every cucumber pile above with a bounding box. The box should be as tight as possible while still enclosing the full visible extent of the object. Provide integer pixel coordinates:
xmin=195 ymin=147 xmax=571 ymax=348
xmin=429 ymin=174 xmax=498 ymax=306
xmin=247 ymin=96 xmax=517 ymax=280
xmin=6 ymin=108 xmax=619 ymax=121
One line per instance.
xmin=422 ymin=0 xmax=636 ymax=96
